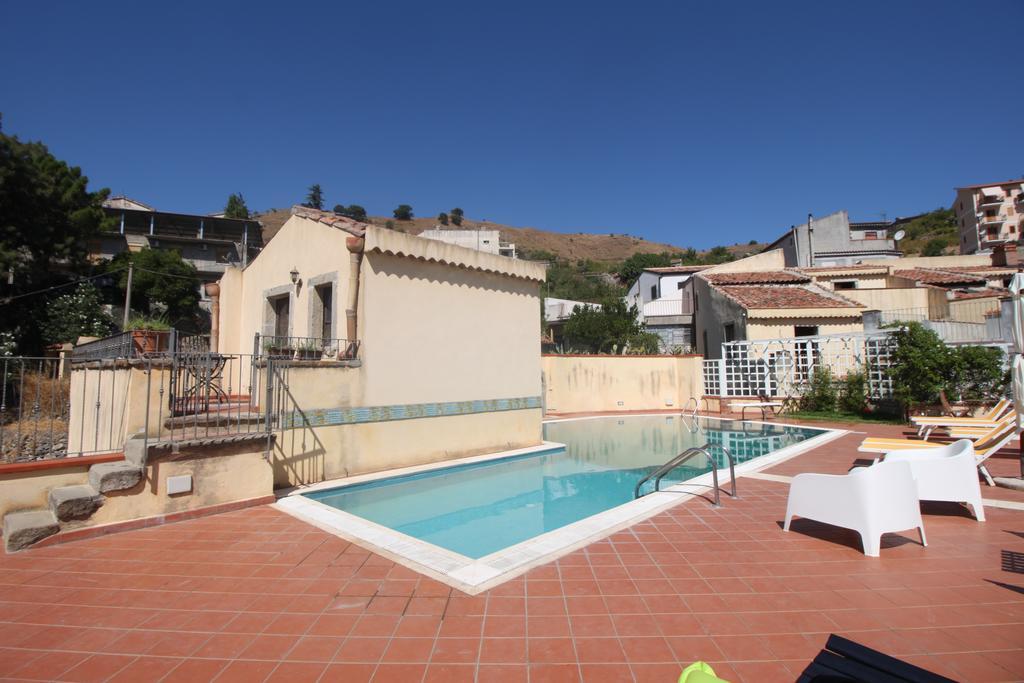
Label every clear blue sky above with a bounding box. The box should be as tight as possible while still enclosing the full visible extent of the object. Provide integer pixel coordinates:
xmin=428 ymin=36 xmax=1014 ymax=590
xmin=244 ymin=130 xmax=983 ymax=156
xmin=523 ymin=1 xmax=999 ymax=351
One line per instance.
xmin=3 ymin=1 xmax=1022 ymax=249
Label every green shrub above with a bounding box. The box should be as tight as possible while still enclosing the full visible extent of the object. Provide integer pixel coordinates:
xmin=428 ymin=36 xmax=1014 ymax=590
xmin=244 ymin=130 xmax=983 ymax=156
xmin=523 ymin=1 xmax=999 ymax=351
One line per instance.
xmin=948 ymin=345 xmax=1006 ymax=401
xmin=888 ymin=322 xmax=951 ymax=410
xmin=800 ymin=367 xmax=837 ymax=412
xmin=838 ymin=370 xmax=868 ymax=415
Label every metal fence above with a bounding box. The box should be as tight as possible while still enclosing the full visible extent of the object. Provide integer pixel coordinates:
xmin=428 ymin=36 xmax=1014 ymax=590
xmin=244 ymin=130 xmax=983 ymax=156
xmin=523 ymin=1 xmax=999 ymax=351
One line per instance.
xmin=702 ymin=331 xmax=897 ymax=399
xmin=1 ymin=351 xmax=274 ymax=463
xmin=0 ymin=358 xmax=72 ymax=462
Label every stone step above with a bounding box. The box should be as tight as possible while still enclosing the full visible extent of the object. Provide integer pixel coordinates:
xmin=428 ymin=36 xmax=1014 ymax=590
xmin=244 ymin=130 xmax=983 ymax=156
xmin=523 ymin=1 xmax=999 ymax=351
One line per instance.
xmin=88 ymin=462 xmax=144 ymax=494
xmin=48 ymin=485 xmax=104 ymax=522
xmin=164 ymin=411 xmax=264 ymax=430
xmin=3 ymin=510 xmax=59 ymax=552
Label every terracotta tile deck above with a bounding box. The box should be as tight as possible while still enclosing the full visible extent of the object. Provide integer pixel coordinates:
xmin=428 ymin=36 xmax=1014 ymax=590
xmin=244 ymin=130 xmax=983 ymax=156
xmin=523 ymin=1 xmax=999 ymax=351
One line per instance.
xmin=2 ymin=419 xmax=1023 ymax=682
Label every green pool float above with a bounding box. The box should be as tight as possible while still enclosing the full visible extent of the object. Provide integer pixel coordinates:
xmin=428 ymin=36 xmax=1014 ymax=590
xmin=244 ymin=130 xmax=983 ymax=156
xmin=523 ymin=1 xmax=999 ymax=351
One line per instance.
xmin=678 ymin=661 xmax=730 ymax=683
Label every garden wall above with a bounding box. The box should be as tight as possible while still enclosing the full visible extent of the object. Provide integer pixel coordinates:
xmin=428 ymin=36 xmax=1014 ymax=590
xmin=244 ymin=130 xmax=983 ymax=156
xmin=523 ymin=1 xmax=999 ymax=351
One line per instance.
xmin=541 ymin=354 xmax=704 ymax=414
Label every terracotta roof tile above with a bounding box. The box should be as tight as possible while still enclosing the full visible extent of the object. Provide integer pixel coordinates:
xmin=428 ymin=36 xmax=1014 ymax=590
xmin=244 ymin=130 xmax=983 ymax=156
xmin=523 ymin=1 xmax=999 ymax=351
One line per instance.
xmin=717 ymin=285 xmax=862 ymax=310
xmin=291 ymin=206 xmax=366 ymax=237
xmin=644 ymin=265 xmax=710 ymax=274
xmin=892 ymin=268 xmax=987 ymax=286
xmin=951 ymin=288 xmax=1008 ymax=301
xmin=702 ymin=270 xmax=810 ymax=285
xmin=799 ymin=265 xmax=888 ymax=274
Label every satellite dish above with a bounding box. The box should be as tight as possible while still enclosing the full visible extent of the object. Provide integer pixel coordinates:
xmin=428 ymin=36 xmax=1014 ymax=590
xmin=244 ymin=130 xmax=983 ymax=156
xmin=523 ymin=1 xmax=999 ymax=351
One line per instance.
xmin=893 ymin=229 xmax=906 ymax=241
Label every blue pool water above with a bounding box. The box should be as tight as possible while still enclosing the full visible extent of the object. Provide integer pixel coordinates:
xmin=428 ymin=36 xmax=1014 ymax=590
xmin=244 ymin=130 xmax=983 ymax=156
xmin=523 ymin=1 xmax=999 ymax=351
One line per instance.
xmin=305 ymin=415 xmax=825 ymax=559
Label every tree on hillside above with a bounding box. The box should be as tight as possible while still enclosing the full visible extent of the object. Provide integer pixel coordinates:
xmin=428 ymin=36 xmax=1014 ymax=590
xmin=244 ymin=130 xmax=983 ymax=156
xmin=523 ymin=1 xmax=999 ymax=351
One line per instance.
xmin=304 ymin=184 xmax=324 ymax=210
xmin=922 ymin=237 xmax=952 ymax=257
xmin=703 ymin=246 xmax=734 ymax=264
xmin=40 ymin=283 xmax=113 ymax=345
xmin=333 ymin=204 xmax=368 ymax=222
xmin=224 ymin=193 xmax=250 ymax=219
xmin=437 ymin=212 xmax=449 ymax=225
xmin=563 ymin=297 xmax=659 ymax=354
xmin=393 ymin=204 xmax=414 ymax=220
xmin=0 ymin=126 xmax=114 ymax=352
xmin=618 ymin=252 xmax=676 ymax=285
xmin=545 ymin=261 xmax=625 ymax=302
xmin=109 ymin=248 xmax=201 ymax=329
xmin=450 ymin=207 xmax=464 ymax=226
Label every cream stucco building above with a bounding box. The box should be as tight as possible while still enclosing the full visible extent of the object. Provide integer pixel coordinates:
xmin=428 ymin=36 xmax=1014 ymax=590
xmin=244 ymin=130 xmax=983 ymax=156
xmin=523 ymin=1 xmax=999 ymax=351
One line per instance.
xmin=214 ymin=207 xmax=546 ymax=486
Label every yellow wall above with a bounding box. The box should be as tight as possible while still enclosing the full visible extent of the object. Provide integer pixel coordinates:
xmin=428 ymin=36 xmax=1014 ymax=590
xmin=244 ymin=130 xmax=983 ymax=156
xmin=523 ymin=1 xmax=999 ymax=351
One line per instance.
xmin=215 ymin=215 xmax=546 ymax=487
xmin=745 ymin=318 xmax=863 ymax=340
xmin=0 ymin=441 xmax=272 ymax=529
xmin=66 ymin=363 xmax=168 ymax=455
xmin=949 ymin=297 xmax=1000 ymax=323
xmin=269 ymin=409 xmax=544 ymax=486
xmin=541 ymin=355 xmax=704 ymax=413
xmin=841 ymin=287 xmax=929 ymax=312
xmin=360 ymin=250 xmax=542 ymax=405
xmin=217 ymin=215 xmax=354 ymax=358
xmin=861 ymin=254 xmax=992 ymax=269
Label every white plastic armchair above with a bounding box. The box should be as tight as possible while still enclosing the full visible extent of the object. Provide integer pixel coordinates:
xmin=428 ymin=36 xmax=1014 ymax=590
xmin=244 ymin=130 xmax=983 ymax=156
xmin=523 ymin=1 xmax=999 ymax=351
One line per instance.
xmin=783 ymin=460 xmax=926 ymax=557
xmin=884 ymin=439 xmax=985 ymax=522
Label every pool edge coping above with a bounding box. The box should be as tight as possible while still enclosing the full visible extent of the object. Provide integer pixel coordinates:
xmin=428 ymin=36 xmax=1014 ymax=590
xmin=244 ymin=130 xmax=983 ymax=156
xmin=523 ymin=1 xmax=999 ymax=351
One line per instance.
xmin=273 ymin=414 xmax=848 ymax=595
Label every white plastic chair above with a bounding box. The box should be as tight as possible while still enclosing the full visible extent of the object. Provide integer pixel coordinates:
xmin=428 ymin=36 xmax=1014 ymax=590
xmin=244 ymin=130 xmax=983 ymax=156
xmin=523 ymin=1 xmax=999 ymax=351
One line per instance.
xmin=783 ymin=460 xmax=926 ymax=557
xmin=884 ymin=439 xmax=985 ymax=522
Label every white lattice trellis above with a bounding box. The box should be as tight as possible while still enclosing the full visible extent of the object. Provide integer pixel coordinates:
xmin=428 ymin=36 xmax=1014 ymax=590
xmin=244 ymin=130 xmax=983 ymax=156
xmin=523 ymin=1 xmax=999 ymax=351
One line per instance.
xmin=702 ymin=331 xmax=898 ymax=399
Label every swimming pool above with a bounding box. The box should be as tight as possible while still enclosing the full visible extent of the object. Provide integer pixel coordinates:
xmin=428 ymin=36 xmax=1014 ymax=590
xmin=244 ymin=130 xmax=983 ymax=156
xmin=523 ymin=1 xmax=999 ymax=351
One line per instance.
xmin=302 ymin=415 xmax=827 ymax=559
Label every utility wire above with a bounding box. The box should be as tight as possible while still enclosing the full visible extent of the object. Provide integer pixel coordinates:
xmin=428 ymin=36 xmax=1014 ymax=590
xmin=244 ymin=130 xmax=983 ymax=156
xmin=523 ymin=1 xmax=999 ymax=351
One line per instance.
xmin=0 ymin=267 xmax=128 ymax=305
xmin=1 ymin=263 xmax=204 ymax=305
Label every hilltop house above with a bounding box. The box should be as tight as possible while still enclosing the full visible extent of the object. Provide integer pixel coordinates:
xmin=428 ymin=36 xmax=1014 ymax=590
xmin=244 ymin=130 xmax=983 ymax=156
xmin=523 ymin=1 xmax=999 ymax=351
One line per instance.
xmin=625 ymin=265 xmax=708 ymax=352
xmin=764 ymin=210 xmax=902 ymax=267
xmin=97 ymin=196 xmax=263 ymax=282
xmin=418 ymin=228 xmax=517 ymax=258
xmin=213 ymin=207 xmax=545 ymax=485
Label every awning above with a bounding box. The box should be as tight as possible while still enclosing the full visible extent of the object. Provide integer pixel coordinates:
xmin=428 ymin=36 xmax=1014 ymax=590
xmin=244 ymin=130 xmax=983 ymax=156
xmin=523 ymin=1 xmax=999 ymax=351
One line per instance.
xmin=980 ymin=186 xmax=1002 ymax=198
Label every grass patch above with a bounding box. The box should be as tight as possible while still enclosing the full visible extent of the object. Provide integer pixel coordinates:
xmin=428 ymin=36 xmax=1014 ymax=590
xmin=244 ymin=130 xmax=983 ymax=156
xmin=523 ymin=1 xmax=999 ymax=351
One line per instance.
xmin=783 ymin=410 xmax=904 ymax=425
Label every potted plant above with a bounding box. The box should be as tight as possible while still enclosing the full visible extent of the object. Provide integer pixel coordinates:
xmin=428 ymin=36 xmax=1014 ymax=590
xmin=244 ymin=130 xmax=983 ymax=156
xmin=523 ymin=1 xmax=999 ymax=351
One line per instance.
xmin=262 ymin=338 xmax=294 ymax=360
xmin=296 ymin=339 xmax=322 ymax=361
xmin=126 ymin=316 xmax=171 ymax=356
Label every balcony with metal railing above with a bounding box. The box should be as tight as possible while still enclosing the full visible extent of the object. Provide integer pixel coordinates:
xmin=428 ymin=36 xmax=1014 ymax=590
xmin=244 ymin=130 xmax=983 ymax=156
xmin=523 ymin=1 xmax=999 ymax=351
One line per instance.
xmin=253 ymin=334 xmax=360 ymax=362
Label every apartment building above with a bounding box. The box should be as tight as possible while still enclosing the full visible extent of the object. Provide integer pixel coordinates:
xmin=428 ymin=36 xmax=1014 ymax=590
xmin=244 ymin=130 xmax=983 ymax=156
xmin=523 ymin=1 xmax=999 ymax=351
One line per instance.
xmin=953 ymin=179 xmax=1024 ymax=254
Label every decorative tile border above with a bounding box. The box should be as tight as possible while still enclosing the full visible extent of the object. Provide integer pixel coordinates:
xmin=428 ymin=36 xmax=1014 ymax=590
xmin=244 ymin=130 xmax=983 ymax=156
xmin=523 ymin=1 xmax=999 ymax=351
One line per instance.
xmin=280 ymin=395 xmax=542 ymax=430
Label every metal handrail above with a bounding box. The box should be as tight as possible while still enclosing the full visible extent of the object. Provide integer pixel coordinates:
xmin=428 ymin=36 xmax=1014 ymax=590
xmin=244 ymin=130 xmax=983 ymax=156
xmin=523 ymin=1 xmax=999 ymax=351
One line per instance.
xmin=684 ymin=396 xmax=710 ymax=418
xmin=634 ymin=442 xmax=738 ymax=507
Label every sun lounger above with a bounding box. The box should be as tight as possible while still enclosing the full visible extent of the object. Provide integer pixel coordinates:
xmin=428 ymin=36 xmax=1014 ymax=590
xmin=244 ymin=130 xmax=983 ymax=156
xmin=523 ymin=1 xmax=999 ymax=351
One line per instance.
xmin=883 ymin=439 xmax=985 ymax=521
xmin=784 ymin=460 xmax=926 ymax=557
xmin=858 ymin=418 xmax=1017 ymax=486
xmin=732 ymin=393 xmax=783 ymax=420
xmin=910 ymin=398 xmax=1011 ymax=438
xmin=797 ymin=633 xmax=957 ymax=682
xmin=919 ymin=412 xmax=1015 ymax=441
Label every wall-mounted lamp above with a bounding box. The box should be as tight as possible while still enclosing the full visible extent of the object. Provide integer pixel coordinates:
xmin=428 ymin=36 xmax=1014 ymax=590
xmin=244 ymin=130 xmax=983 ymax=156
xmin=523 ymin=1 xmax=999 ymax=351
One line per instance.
xmin=290 ymin=267 xmax=300 ymax=285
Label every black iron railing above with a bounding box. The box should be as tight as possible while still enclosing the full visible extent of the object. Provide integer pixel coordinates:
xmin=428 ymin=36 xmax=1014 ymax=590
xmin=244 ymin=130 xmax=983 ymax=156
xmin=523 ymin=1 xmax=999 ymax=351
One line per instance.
xmin=254 ymin=334 xmax=360 ymax=361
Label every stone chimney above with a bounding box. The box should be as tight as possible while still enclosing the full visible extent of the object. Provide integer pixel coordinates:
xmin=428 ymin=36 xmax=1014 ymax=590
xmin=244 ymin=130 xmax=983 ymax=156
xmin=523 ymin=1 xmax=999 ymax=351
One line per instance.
xmin=992 ymin=242 xmax=1019 ymax=268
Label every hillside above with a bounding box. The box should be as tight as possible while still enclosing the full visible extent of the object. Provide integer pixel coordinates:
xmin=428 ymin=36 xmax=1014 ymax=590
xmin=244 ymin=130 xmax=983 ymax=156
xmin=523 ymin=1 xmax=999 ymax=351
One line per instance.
xmin=889 ymin=208 xmax=957 ymax=256
xmin=252 ymin=208 xmax=766 ymax=263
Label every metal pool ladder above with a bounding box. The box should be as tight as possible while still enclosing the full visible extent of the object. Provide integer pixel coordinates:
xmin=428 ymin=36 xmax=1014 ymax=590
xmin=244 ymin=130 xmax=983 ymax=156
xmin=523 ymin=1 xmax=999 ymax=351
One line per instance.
xmin=684 ymin=397 xmax=710 ymax=418
xmin=634 ymin=443 xmax=738 ymax=507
